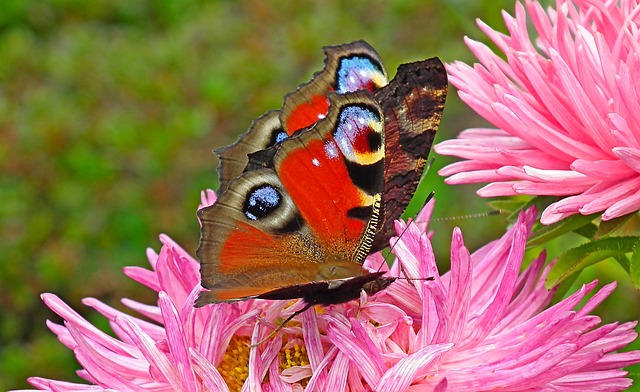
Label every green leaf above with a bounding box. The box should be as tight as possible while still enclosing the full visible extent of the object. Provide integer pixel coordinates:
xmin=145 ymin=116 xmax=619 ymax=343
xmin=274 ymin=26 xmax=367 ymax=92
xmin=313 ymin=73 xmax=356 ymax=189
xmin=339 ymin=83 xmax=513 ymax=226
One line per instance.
xmin=486 ymin=196 xmax=557 ymax=226
xmin=546 ymin=236 xmax=640 ymax=288
xmin=615 ymin=254 xmax=631 ymax=275
xmin=574 ymin=223 xmax=598 ymax=239
xmin=630 ymin=242 xmax=640 ymax=288
xmin=549 ymin=271 xmax=583 ymax=305
xmin=528 ymin=213 xmax=599 ymax=247
xmin=596 ymin=212 xmax=638 ymax=239
xmin=486 ymin=198 xmax=529 ymax=216
xmin=506 ymin=196 xmax=556 ymax=222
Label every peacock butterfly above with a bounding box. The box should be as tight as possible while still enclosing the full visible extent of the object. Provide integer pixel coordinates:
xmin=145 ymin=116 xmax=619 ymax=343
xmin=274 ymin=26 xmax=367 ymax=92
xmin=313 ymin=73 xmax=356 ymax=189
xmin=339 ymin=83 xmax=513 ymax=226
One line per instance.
xmin=195 ymin=41 xmax=447 ymax=312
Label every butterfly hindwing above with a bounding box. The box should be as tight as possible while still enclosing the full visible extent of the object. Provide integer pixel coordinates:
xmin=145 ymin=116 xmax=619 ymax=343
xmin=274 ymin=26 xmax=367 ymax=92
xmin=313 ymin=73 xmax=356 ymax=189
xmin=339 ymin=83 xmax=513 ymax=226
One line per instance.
xmin=215 ymin=110 xmax=285 ymax=192
xmin=196 ymin=90 xmax=385 ymax=305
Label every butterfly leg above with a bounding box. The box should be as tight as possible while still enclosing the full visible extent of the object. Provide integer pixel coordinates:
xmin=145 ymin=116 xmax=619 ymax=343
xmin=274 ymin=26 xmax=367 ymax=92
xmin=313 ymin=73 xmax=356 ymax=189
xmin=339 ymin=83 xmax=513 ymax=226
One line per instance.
xmin=250 ymin=301 xmax=315 ymax=347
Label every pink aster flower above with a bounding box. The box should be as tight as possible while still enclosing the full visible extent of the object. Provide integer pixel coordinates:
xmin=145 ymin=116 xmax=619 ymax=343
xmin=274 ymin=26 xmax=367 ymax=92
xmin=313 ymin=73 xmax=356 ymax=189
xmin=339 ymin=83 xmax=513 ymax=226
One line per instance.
xmin=435 ymin=0 xmax=640 ymax=224
xmin=25 ymin=193 xmax=640 ymax=391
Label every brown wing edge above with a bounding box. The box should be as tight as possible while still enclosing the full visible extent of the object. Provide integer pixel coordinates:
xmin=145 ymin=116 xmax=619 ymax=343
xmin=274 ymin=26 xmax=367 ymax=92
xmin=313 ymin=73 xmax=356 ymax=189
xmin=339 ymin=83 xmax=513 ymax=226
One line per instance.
xmin=215 ymin=110 xmax=284 ymax=192
xmin=370 ymin=57 xmax=448 ymax=252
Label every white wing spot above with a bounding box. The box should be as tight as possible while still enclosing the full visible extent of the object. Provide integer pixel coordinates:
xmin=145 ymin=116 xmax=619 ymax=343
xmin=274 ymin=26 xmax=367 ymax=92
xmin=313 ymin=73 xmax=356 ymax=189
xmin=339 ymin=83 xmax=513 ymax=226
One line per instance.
xmin=324 ymin=141 xmax=338 ymax=159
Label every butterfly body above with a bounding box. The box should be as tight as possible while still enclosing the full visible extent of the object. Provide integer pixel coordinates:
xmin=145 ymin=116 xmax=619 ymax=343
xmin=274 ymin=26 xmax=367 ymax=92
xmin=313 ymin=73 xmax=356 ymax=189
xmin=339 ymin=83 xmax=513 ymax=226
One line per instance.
xmin=196 ymin=41 xmax=447 ymax=308
xmin=255 ymin=271 xmax=394 ymax=306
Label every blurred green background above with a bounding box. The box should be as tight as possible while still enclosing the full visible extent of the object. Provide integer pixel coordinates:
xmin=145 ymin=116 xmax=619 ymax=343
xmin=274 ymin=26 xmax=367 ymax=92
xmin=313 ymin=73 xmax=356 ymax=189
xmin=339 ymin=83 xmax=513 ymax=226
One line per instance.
xmin=2 ymin=0 xmax=639 ymax=390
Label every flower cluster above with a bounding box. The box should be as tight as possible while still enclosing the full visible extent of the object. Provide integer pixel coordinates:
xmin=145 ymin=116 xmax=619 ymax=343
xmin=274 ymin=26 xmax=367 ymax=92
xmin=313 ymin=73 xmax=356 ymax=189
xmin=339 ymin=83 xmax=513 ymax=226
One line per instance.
xmin=435 ymin=0 xmax=640 ymax=224
xmin=26 ymin=196 xmax=640 ymax=391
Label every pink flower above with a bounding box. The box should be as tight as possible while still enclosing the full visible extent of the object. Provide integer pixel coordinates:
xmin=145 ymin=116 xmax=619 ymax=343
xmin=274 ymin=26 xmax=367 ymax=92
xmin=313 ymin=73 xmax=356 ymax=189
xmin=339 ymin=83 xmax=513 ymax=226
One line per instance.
xmin=435 ymin=0 xmax=640 ymax=224
xmin=25 ymin=193 xmax=640 ymax=391
xmin=317 ymin=204 xmax=640 ymax=391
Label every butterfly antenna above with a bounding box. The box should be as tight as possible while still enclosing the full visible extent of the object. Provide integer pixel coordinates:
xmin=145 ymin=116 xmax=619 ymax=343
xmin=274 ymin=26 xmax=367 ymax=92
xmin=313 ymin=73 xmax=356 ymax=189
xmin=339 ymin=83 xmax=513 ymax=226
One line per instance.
xmin=429 ymin=210 xmax=502 ymax=222
xmin=380 ymin=191 xmax=435 ymax=267
xmin=422 ymin=157 xmax=435 ymax=180
xmin=373 ymin=191 xmax=436 ymax=286
xmin=249 ymin=302 xmax=314 ymax=347
xmin=416 ymin=209 xmax=502 ymax=224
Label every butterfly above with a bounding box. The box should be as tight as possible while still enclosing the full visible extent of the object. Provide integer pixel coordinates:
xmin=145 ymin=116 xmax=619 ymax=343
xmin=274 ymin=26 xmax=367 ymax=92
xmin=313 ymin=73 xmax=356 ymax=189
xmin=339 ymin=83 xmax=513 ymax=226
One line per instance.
xmin=195 ymin=41 xmax=447 ymax=311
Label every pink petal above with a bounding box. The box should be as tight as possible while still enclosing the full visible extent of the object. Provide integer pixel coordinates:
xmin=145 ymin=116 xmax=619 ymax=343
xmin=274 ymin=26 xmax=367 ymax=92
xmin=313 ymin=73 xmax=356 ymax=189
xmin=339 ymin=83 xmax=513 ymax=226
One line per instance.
xmin=115 ymin=315 xmax=183 ymax=390
xmin=375 ymin=343 xmax=452 ymax=392
xmin=158 ymin=292 xmax=197 ymax=391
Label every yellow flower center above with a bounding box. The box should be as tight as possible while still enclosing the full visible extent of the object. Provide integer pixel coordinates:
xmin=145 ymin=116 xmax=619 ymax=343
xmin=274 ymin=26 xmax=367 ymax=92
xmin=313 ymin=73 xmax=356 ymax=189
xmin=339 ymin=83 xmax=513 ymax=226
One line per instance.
xmin=218 ymin=335 xmax=251 ymax=392
xmin=217 ymin=330 xmax=312 ymax=390
xmin=280 ymin=342 xmax=310 ymax=370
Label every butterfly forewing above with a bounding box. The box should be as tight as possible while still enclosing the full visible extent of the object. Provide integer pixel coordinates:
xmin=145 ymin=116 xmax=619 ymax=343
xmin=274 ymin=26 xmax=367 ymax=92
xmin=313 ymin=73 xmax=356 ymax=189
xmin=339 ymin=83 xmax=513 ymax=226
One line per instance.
xmin=214 ymin=40 xmax=388 ymax=191
xmin=275 ymin=91 xmax=385 ymax=263
xmin=215 ymin=111 xmax=284 ymax=192
xmin=281 ymin=40 xmax=388 ymax=132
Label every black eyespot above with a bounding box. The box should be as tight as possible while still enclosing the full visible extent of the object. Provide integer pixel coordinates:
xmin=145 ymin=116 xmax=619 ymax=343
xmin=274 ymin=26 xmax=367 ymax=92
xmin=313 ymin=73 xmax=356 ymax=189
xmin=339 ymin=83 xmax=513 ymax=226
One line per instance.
xmin=244 ymin=185 xmax=281 ymax=221
xmin=345 ymin=158 xmax=384 ymax=196
xmin=347 ymin=205 xmax=373 ymax=221
xmin=368 ymin=130 xmax=383 ymax=151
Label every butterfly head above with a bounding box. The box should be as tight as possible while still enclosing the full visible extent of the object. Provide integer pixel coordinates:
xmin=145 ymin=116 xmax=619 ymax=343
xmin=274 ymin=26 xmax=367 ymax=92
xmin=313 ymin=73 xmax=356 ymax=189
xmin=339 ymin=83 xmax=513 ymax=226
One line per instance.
xmin=361 ymin=275 xmax=397 ymax=297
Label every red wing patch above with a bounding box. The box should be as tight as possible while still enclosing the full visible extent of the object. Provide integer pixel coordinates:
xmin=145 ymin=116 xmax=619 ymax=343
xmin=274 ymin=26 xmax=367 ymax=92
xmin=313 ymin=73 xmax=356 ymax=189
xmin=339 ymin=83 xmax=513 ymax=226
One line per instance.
xmin=284 ymin=93 xmax=331 ymax=132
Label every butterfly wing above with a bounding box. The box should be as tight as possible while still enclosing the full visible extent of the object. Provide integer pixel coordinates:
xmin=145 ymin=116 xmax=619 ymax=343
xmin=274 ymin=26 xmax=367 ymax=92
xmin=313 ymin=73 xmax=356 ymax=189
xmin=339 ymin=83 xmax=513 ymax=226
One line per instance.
xmin=214 ymin=40 xmax=387 ymax=191
xmin=370 ymin=58 xmax=448 ymax=251
xmin=197 ymin=90 xmax=386 ymax=305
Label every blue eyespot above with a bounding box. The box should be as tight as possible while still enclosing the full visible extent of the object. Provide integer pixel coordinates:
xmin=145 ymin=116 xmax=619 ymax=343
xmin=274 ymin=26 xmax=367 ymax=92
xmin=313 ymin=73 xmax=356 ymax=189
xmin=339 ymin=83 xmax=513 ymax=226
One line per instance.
xmin=337 ymin=56 xmax=383 ymax=93
xmin=274 ymin=131 xmax=288 ymax=144
xmin=244 ymin=185 xmax=281 ymax=221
